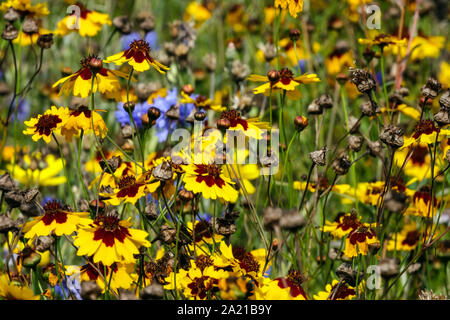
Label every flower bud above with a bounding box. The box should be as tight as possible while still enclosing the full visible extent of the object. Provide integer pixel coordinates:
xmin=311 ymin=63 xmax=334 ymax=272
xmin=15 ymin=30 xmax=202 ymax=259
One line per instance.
xmin=37 ymin=33 xmax=54 ymax=49
xmin=267 ymin=70 xmax=280 ymax=84
xmin=147 ymin=106 xmax=161 ymax=121
xmin=294 ymin=116 xmax=309 ymax=132
xmin=217 ymin=118 xmax=231 ymax=130
xmin=289 ymin=28 xmax=301 ymax=42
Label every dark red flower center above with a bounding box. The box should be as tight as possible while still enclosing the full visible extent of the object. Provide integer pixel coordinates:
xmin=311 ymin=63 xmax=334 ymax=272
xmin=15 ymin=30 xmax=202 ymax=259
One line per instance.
xmin=194 ymin=164 xmax=226 ymax=188
xmin=193 ymin=220 xmax=213 ymax=242
xmin=410 ymin=145 xmax=428 ymax=165
xmin=276 ymin=270 xmax=308 ymax=299
xmin=41 ymin=201 xmax=68 ymax=226
xmin=34 ymin=114 xmax=62 ymax=136
xmin=195 ymin=255 xmax=213 ymax=272
xmin=413 ymin=186 xmax=437 ymax=206
xmin=220 ymin=110 xmax=249 ymax=130
xmin=116 ymin=175 xmax=142 ymax=198
xmin=93 ymin=214 xmax=131 ymax=247
xmin=329 ymin=283 xmax=355 ymax=300
xmin=402 ymin=230 xmax=420 ymax=247
xmin=279 ymin=68 xmax=294 ymax=85
xmin=348 ymin=226 xmax=375 ymax=245
xmin=232 ymin=247 xmax=260 ymax=274
xmin=412 ymin=120 xmax=437 ymax=139
xmin=337 ymin=213 xmax=361 ymax=232
xmin=70 ymin=106 xmax=92 ymax=118
xmin=187 ymin=276 xmax=217 ymax=299
xmin=124 ymin=40 xmax=154 ymax=64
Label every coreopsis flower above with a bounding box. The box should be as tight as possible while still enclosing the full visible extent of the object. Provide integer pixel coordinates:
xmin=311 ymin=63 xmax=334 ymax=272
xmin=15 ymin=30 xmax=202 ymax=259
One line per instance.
xmin=182 ymin=162 xmax=239 ymax=203
xmin=322 ymin=211 xmax=369 ymax=238
xmin=381 ymin=104 xmax=421 ymax=121
xmin=223 ymin=163 xmax=260 ymax=195
xmin=386 ymin=222 xmax=421 ymax=252
xmin=219 ymin=110 xmax=269 ymax=140
xmin=344 ymin=225 xmax=379 ymax=258
xmin=6 ymin=153 xmax=67 ymax=187
xmin=13 ymin=28 xmax=52 ymax=46
xmin=405 ymin=186 xmax=438 ymax=218
xmin=60 ymin=106 xmax=108 ymax=142
xmin=183 ymin=1 xmax=212 ymax=26
xmin=325 ymin=49 xmax=355 ymax=76
xmin=394 ymin=143 xmax=432 ymax=181
xmin=100 ymin=174 xmax=148 ymax=206
xmin=187 ymin=220 xmax=223 ymax=245
xmin=23 ymin=106 xmax=69 ymax=143
xmin=52 ymin=55 xmax=129 ymax=98
xmin=358 ymin=33 xmax=407 ymax=50
xmin=313 ymin=279 xmax=356 ymax=300
xmin=256 ymin=270 xmax=307 ymax=300
xmin=218 ymin=276 xmax=254 ymax=300
xmin=74 ymin=211 xmax=151 ymax=266
xmin=274 ymin=0 xmax=304 ymax=18
xmin=0 ymin=0 xmax=49 ymax=17
xmin=180 ymin=92 xmax=225 ymax=112
xmin=164 ymin=259 xmax=228 ymax=300
xmin=77 ymin=261 xmax=136 ymax=293
xmin=142 ymin=156 xmax=177 ymax=200
xmin=0 ymin=274 xmax=39 ymax=300
xmin=213 ymin=242 xmax=267 ymax=279
xmin=104 ymin=39 xmax=169 ymax=73
xmin=248 ymin=68 xmax=320 ymax=100
xmin=22 ymin=200 xmax=91 ymax=240
xmin=401 ymin=120 xmax=450 ymax=149
xmin=55 ymin=2 xmax=111 ymax=37
xmin=386 ymin=34 xmax=445 ymax=61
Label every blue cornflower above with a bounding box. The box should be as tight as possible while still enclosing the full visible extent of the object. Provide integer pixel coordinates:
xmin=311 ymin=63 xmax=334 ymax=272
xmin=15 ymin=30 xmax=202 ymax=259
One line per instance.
xmin=120 ymin=31 xmax=159 ymax=51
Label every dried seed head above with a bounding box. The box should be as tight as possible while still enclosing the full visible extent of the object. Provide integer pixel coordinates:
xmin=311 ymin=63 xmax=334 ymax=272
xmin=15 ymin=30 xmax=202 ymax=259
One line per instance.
xmin=279 ymin=209 xmax=306 ymax=231
xmin=37 ymin=33 xmax=54 ymax=49
xmin=141 ymin=283 xmax=165 ymax=300
xmin=418 ymin=290 xmax=447 ymax=300
xmin=367 ymin=139 xmax=383 ymax=157
xmin=0 ymin=172 xmax=17 ymax=192
xmin=439 ymin=89 xmax=450 ymax=110
xmin=379 ymin=125 xmax=404 ymax=149
xmin=421 ymin=78 xmax=441 ymax=100
xmin=348 ymin=116 xmax=361 ymax=134
xmin=81 ymin=281 xmax=102 ymax=300
xmin=332 ymin=152 xmax=352 ymax=175
xmin=317 ymin=94 xmax=333 ymax=109
xmin=307 ymin=99 xmax=323 ymax=115
xmin=231 ymin=60 xmax=250 ymax=82
xmin=263 ymin=43 xmax=276 ymax=62
xmin=22 ymin=16 xmax=39 ymax=35
xmin=294 ymin=116 xmax=309 ymax=132
xmin=144 ymin=202 xmax=158 ymax=221
xmin=99 ymin=156 xmax=122 ymax=173
xmin=349 ymin=68 xmax=376 ymax=93
xmin=5 ymin=190 xmax=24 ymax=208
xmin=112 ymin=16 xmax=132 ymax=35
xmin=262 ymin=207 xmax=282 ymax=230
xmin=159 ymin=225 xmax=177 ymax=244
xmin=165 ymin=104 xmax=180 ymax=120
xmin=2 ymin=23 xmax=18 ymax=41
xmin=384 ymin=190 xmax=408 ymax=213
xmin=446 ymin=149 xmax=450 ymax=164
xmin=4 ymin=7 xmax=20 ymax=22
xmin=360 ymin=100 xmax=380 ymax=117
xmin=136 ymin=12 xmax=155 ymax=32
xmin=0 ymin=215 xmax=16 ymax=234
xmin=153 ymin=160 xmax=173 ymax=181
xmin=215 ymin=216 xmax=237 ymax=236
xmin=309 ymin=146 xmax=327 ymax=166
xmin=289 ymin=28 xmax=301 ymax=41
xmin=347 ymin=135 xmax=364 ymax=152
xmin=121 ymin=124 xmax=134 ymax=139
xmin=203 ymin=53 xmax=217 ymax=72
xmin=336 ymin=262 xmax=363 ymax=287
xmin=378 ymin=258 xmax=399 ymax=279
xmin=433 ymin=109 xmax=450 ymax=127
xmin=174 ymin=43 xmax=189 ymax=57
xmin=35 ymin=236 xmax=54 ymax=252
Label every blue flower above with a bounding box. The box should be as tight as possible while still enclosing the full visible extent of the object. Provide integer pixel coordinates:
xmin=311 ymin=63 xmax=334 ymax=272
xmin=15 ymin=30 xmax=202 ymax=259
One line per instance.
xmin=10 ymin=98 xmax=30 ymax=122
xmin=54 ymin=278 xmax=82 ymax=300
xmin=115 ymin=101 xmax=151 ymax=128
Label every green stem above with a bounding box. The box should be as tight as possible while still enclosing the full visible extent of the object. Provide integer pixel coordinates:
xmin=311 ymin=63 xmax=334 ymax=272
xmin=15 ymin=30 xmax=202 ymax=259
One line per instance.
xmin=52 ymin=133 xmax=76 ymax=209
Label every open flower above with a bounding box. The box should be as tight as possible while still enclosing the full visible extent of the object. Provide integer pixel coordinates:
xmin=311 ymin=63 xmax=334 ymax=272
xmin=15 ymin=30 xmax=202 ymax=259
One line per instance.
xmin=274 ymin=0 xmax=304 ymax=18
xmin=386 ymin=222 xmax=421 ymax=252
xmin=401 ymin=120 xmax=450 ymax=149
xmin=0 ymin=0 xmax=49 ymax=17
xmin=23 ymin=106 xmax=69 ymax=143
xmin=248 ymin=68 xmax=320 ymax=99
xmin=358 ymin=33 xmax=407 ymax=50
xmin=52 ymin=55 xmax=129 ymax=98
xmin=313 ymin=279 xmax=356 ymax=300
xmin=405 ymin=186 xmax=438 ymax=218
xmin=256 ymin=269 xmax=307 ymax=300
xmin=182 ymin=162 xmax=239 ymax=203
xmin=101 ymin=174 xmax=148 ymax=206
xmin=104 ymin=39 xmax=169 ymax=73
xmin=55 ymin=2 xmax=111 ymax=37
xmin=60 ymin=106 xmax=108 ymax=142
xmin=23 ymin=201 xmax=90 ymax=239
xmin=322 ymin=211 xmax=368 ymax=238
xmin=74 ymin=211 xmax=150 ymax=266
xmin=344 ymin=225 xmax=379 ymax=258
xmin=219 ymin=110 xmax=269 ymax=140
xmin=0 ymin=274 xmax=39 ymax=300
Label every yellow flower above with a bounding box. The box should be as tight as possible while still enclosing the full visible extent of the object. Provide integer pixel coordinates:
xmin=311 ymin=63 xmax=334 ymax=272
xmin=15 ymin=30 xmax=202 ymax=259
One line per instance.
xmin=401 ymin=120 xmax=450 ymax=150
xmin=55 ymin=3 xmax=111 ymax=37
xmin=0 ymin=0 xmax=49 ymax=16
xmin=313 ymin=279 xmax=356 ymax=300
xmin=182 ymin=162 xmax=239 ymax=203
xmin=322 ymin=211 xmax=374 ymax=239
xmin=325 ymin=49 xmax=355 ymax=76
xmin=184 ymin=1 xmax=211 ymax=26
xmin=104 ymin=39 xmax=169 ymax=73
xmin=386 ymin=221 xmax=421 ymax=252
xmin=394 ymin=143 xmax=432 ymax=181
xmin=381 ymin=104 xmax=420 ymax=121
xmin=60 ymin=106 xmax=108 ymax=142
xmin=100 ymin=174 xmax=149 ymax=206
xmin=181 ymin=93 xmax=226 ymax=112
xmin=0 ymin=274 xmax=39 ymax=300
xmin=439 ymin=61 xmax=450 ymax=88
xmin=74 ymin=212 xmax=150 ymax=266
xmin=344 ymin=225 xmax=378 ymax=258
xmin=405 ymin=186 xmax=437 ymax=218
xmin=77 ymin=261 xmax=136 ymax=294
xmin=223 ymin=163 xmax=260 ymax=195
xmin=23 ymin=200 xmax=91 ymax=240
xmin=220 ymin=110 xmax=269 ymax=140
xmin=359 ymin=33 xmax=407 ymax=50
xmin=255 ymin=270 xmax=307 ymax=300
xmin=6 ymin=153 xmax=67 ymax=187
xmin=248 ymin=68 xmax=320 ymax=100
xmin=53 ymin=55 xmax=129 ymax=98
xmin=386 ymin=35 xmax=445 ymax=61
xmin=23 ymin=106 xmax=69 ymax=144
xmin=274 ymin=0 xmax=304 ymax=18
xmin=13 ymin=28 xmax=52 ymax=46
xmin=187 ymin=220 xmax=223 ymax=245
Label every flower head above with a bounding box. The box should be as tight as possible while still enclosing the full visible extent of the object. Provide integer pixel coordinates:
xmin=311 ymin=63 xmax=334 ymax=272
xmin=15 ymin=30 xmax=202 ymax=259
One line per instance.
xmin=104 ymin=39 xmax=169 ymax=73
xmin=23 ymin=106 xmax=69 ymax=143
